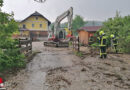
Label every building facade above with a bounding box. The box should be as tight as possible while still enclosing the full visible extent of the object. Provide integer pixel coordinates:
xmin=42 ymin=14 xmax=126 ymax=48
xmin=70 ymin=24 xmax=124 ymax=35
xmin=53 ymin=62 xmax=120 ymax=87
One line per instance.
xmin=19 ymin=11 xmax=51 ymax=40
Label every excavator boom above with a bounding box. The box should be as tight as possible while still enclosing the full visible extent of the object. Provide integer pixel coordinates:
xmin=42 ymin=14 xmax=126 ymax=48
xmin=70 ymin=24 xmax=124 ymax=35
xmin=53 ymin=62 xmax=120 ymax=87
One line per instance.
xmin=54 ymin=7 xmax=73 ymax=38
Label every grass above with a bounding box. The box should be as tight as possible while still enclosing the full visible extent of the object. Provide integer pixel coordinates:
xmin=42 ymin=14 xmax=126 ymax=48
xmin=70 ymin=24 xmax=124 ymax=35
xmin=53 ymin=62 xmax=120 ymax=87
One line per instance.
xmin=74 ymin=51 xmax=83 ymax=57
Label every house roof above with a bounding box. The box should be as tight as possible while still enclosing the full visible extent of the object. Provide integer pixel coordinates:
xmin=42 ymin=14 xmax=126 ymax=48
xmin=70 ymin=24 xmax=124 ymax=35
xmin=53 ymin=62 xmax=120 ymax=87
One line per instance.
xmin=20 ymin=11 xmax=51 ymax=25
xmin=78 ymin=26 xmax=102 ymax=32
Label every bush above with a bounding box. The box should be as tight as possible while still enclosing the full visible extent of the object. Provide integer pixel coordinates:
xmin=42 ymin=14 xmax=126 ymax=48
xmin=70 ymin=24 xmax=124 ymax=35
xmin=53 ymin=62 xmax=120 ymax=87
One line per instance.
xmin=0 ymin=1 xmax=25 ymax=71
xmin=98 ymin=12 xmax=130 ymax=53
xmin=0 ymin=49 xmax=25 ymax=71
xmin=91 ymin=43 xmax=99 ymax=48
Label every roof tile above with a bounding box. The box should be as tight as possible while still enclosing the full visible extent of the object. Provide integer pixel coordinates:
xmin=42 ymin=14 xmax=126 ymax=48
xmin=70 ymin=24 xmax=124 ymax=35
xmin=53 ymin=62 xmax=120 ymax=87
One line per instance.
xmin=78 ymin=26 xmax=101 ymax=32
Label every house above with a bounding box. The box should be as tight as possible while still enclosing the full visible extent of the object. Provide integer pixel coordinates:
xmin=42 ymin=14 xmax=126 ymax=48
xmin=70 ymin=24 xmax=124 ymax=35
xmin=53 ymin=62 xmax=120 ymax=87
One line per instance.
xmin=78 ymin=26 xmax=102 ymax=45
xmin=19 ymin=11 xmax=51 ymax=40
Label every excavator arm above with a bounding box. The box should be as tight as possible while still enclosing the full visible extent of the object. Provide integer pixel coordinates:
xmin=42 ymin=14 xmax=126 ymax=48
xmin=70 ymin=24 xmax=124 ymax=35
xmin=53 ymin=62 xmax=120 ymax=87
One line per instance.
xmin=54 ymin=7 xmax=73 ymax=38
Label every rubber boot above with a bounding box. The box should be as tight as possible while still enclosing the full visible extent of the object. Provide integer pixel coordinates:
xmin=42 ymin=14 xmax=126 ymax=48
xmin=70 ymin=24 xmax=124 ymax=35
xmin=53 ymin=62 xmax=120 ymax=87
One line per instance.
xmin=104 ymin=54 xmax=107 ymax=59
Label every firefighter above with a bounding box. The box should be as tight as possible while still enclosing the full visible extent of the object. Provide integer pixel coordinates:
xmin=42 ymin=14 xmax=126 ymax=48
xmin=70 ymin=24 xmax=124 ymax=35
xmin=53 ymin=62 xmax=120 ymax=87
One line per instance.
xmin=110 ymin=34 xmax=118 ymax=53
xmin=98 ymin=31 xmax=107 ymax=58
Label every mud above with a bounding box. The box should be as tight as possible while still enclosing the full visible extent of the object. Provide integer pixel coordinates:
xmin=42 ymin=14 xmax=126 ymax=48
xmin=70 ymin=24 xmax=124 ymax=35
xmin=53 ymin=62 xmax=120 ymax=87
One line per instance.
xmin=44 ymin=54 xmax=130 ymax=90
xmin=5 ymin=42 xmax=130 ymax=90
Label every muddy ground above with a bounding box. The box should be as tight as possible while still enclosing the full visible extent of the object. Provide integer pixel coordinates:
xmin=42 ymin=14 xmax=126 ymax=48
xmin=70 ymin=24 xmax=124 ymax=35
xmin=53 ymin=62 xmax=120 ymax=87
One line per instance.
xmin=5 ymin=42 xmax=130 ymax=90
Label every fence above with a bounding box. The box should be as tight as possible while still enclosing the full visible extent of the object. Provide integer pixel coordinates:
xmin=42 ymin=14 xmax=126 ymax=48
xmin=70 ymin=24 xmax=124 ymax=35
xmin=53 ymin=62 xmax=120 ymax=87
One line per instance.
xmin=72 ymin=37 xmax=80 ymax=52
xmin=19 ymin=38 xmax=32 ymax=57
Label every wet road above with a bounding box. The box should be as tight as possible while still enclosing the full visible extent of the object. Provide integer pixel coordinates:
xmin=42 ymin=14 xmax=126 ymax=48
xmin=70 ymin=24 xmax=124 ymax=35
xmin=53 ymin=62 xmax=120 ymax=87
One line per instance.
xmin=23 ymin=45 xmax=75 ymax=90
xmin=6 ymin=42 xmax=130 ymax=90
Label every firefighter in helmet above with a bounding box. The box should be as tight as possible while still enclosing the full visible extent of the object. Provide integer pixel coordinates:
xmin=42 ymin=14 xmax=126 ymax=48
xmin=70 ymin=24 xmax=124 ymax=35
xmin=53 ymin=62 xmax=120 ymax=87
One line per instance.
xmin=110 ymin=34 xmax=118 ymax=53
xmin=98 ymin=31 xmax=107 ymax=58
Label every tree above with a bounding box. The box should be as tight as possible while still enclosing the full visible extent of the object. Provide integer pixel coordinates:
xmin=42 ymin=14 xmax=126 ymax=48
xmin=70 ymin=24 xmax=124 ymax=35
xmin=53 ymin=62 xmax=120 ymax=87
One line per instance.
xmin=72 ymin=15 xmax=86 ymax=35
xmin=99 ymin=11 xmax=130 ymax=53
xmin=0 ymin=0 xmax=25 ymax=71
xmin=0 ymin=0 xmax=3 ymax=7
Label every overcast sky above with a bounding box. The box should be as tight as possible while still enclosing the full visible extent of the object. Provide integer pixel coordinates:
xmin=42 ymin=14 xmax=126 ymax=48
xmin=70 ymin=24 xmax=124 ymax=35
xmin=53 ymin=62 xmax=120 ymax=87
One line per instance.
xmin=1 ymin=0 xmax=130 ymax=22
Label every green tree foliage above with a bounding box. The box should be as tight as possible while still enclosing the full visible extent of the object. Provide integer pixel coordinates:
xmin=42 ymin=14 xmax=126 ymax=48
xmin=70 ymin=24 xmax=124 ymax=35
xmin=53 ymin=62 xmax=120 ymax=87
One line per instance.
xmin=0 ymin=0 xmax=25 ymax=71
xmin=72 ymin=15 xmax=86 ymax=35
xmin=0 ymin=0 xmax=3 ymax=7
xmin=99 ymin=12 xmax=130 ymax=53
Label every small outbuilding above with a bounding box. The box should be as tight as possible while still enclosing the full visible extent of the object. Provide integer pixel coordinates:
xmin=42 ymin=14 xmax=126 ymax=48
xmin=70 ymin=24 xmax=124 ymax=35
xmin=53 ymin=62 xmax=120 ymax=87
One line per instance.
xmin=78 ymin=26 xmax=101 ymax=45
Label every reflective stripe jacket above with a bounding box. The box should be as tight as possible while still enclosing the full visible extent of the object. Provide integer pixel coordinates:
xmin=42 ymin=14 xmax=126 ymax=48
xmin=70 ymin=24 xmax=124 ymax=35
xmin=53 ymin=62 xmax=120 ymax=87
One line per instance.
xmin=98 ymin=35 xmax=107 ymax=47
xmin=112 ymin=38 xmax=118 ymax=45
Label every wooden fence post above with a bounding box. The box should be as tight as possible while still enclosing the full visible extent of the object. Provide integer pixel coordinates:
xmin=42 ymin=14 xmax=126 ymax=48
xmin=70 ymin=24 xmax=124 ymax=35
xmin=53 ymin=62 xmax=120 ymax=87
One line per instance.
xmin=19 ymin=38 xmax=21 ymax=48
xmin=30 ymin=39 xmax=32 ymax=53
xmin=19 ymin=38 xmax=32 ymax=57
xmin=78 ymin=36 xmax=80 ymax=52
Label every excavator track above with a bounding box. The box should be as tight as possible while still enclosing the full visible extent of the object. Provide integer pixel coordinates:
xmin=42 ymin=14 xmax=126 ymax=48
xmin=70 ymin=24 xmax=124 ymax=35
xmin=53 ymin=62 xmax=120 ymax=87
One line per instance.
xmin=0 ymin=88 xmax=6 ymax=90
xmin=44 ymin=41 xmax=69 ymax=47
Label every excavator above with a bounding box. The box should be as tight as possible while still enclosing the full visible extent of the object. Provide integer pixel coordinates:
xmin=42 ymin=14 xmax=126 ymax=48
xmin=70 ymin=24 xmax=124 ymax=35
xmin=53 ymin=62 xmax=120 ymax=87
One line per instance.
xmin=44 ymin=7 xmax=73 ymax=47
xmin=34 ymin=0 xmax=73 ymax=47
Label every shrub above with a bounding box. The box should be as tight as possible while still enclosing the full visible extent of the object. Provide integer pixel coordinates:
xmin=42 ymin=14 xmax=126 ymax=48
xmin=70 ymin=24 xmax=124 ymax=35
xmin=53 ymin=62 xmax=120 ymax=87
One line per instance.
xmin=98 ymin=12 xmax=130 ymax=53
xmin=0 ymin=1 xmax=25 ymax=71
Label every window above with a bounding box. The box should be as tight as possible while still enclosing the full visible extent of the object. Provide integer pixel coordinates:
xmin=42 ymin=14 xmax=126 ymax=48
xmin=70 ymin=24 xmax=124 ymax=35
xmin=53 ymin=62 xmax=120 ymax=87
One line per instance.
xmin=23 ymin=24 xmax=26 ymax=29
xmin=32 ymin=24 xmax=34 ymax=28
xmin=36 ymin=17 xmax=38 ymax=20
xmin=40 ymin=24 xmax=42 ymax=28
